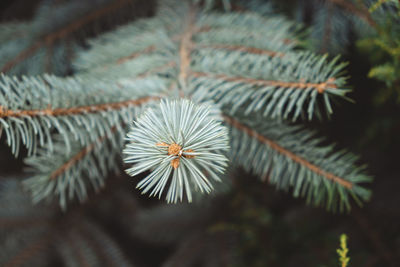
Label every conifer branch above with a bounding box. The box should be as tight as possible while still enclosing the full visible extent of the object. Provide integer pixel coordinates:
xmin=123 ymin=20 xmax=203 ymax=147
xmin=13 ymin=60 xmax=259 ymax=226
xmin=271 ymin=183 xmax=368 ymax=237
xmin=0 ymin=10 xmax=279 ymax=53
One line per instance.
xmin=0 ymin=72 xmax=164 ymax=155
xmin=196 ymin=44 xmax=284 ymax=57
xmin=194 ymin=24 xmax=295 ymax=46
xmin=189 ymin=49 xmax=349 ymax=120
xmin=116 ymin=45 xmax=156 ymax=65
xmin=24 ymin=124 xmax=125 ymax=209
xmin=0 ymin=178 xmax=133 ymax=266
xmin=224 ymin=111 xmax=371 ymax=210
xmin=0 ymin=0 xmax=133 ymax=73
xmin=0 ymin=96 xmax=157 ymax=119
xmin=49 ymin=126 xmax=118 ymax=180
xmin=191 ymin=72 xmax=337 ymax=94
xmin=136 ymin=61 xmax=177 ymax=79
xmin=124 ymin=99 xmax=229 ymax=203
xmin=0 ymin=0 xmax=372 ymax=210
xmin=223 ymin=115 xmax=352 ymax=189
xmin=178 ymin=4 xmax=197 ymax=94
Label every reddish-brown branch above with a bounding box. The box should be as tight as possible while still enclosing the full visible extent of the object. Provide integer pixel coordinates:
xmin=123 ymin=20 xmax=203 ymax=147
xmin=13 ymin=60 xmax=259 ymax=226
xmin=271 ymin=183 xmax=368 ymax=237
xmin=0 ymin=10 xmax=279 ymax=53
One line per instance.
xmin=0 ymin=96 xmax=157 ymax=119
xmin=50 ymin=143 xmax=95 ymax=180
xmin=136 ymin=61 xmax=177 ymax=79
xmin=178 ymin=4 xmax=197 ymax=95
xmin=195 ymin=26 xmax=295 ymax=45
xmin=116 ymin=45 xmax=156 ymax=65
xmin=196 ymin=44 xmax=284 ymax=58
xmin=191 ymin=72 xmax=337 ymax=93
xmin=1 ymin=0 xmax=132 ymax=73
xmin=223 ymin=115 xmax=353 ymax=189
xmin=329 ymin=0 xmax=376 ymax=28
xmin=50 ymin=126 xmax=119 ymax=180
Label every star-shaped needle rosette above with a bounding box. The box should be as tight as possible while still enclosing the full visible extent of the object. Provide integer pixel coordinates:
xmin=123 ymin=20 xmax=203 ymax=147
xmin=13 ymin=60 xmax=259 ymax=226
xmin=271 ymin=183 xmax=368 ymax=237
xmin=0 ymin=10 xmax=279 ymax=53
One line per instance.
xmin=123 ymin=99 xmax=229 ymax=203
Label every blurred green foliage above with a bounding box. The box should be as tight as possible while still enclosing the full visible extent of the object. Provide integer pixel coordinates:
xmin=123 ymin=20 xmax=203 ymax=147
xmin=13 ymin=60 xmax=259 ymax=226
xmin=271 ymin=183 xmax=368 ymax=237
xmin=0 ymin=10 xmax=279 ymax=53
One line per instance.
xmin=357 ymin=1 xmax=400 ymax=104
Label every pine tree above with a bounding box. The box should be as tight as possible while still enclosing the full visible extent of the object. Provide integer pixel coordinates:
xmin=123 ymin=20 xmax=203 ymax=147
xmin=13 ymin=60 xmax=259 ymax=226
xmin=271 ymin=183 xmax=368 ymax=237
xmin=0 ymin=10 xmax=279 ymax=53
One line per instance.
xmin=0 ymin=0 xmax=388 ymax=266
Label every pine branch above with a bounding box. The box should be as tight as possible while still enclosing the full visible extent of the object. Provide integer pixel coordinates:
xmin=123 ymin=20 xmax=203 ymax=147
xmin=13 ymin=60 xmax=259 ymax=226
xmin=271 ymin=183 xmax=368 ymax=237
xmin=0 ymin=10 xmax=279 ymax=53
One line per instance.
xmin=190 ymin=51 xmax=349 ymax=120
xmin=178 ymin=4 xmax=197 ymax=95
xmin=0 ymin=0 xmax=134 ymax=73
xmin=115 ymin=45 xmax=156 ymax=64
xmin=224 ymin=115 xmax=351 ymax=188
xmin=0 ymin=0 xmax=371 ymax=209
xmin=0 ymin=177 xmax=136 ymax=266
xmin=48 ymin=127 xmax=118 ymax=181
xmin=75 ymin=0 xmax=348 ymax=122
xmin=224 ymin=112 xmax=371 ymax=211
xmin=0 ymin=96 xmax=156 ymax=119
xmin=191 ymin=72 xmax=337 ymax=94
xmin=23 ymin=125 xmax=124 ymax=209
xmin=124 ymin=99 xmax=229 ymax=203
xmin=0 ymin=74 xmax=163 ymax=155
xmin=196 ymin=43 xmax=285 ymax=57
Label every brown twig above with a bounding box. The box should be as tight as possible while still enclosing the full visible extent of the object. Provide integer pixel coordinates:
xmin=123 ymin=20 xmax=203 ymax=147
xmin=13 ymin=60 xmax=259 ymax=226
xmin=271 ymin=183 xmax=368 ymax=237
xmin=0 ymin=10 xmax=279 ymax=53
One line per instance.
xmin=195 ymin=25 xmax=295 ymax=45
xmin=49 ymin=125 xmax=119 ymax=180
xmin=50 ymin=141 xmax=99 ymax=180
xmin=136 ymin=61 xmax=177 ymax=79
xmin=177 ymin=4 xmax=197 ymax=96
xmin=116 ymin=45 xmax=156 ymax=65
xmin=196 ymin=44 xmax=284 ymax=58
xmin=223 ymin=115 xmax=353 ymax=189
xmin=0 ymin=96 xmax=157 ymax=119
xmin=191 ymin=72 xmax=337 ymax=94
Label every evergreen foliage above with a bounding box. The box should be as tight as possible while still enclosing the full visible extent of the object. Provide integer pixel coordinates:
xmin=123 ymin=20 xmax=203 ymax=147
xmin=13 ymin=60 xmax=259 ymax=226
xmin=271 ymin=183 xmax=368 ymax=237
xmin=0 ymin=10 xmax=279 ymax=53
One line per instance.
xmin=0 ymin=0 xmax=144 ymax=76
xmin=0 ymin=178 xmax=135 ymax=267
xmin=0 ymin=0 xmax=372 ymax=211
xmin=124 ymin=99 xmax=229 ymax=203
xmin=286 ymin=0 xmax=400 ymax=103
xmin=225 ymin=112 xmax=371 ymax=211
xmin=3 ymin=0 xmax=400 ymax=266
xmin=337 ymin=234 xmax=350 ymax=267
